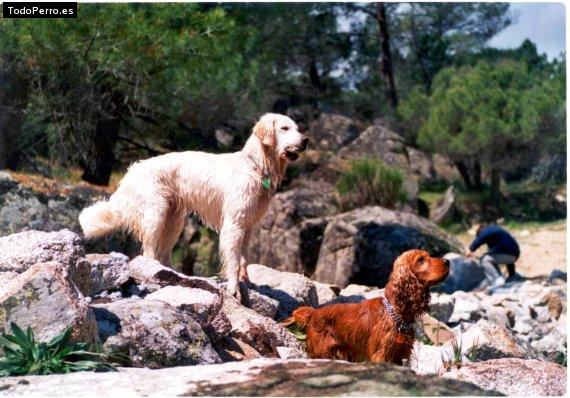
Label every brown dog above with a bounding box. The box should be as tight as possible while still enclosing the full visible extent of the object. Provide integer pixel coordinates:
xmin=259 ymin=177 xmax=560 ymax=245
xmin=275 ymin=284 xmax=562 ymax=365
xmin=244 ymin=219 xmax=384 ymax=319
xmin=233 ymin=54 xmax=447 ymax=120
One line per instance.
xmin=282 ymin=250 xmax=449 ymax=364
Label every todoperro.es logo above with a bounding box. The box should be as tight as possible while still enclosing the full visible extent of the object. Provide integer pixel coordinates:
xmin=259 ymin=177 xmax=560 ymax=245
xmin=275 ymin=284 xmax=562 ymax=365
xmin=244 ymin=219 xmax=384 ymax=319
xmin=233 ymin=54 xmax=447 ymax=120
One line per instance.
xmin=2 ymin=2 xmax=77 ymax=18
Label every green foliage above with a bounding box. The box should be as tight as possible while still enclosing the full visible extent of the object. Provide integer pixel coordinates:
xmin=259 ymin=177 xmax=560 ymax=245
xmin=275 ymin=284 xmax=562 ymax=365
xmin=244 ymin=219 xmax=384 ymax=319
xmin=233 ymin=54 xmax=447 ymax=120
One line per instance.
xmin=286 ymin=324 xmax=307 ymax=342
xmin=1 ymin=3 xmax=258 ymax=180
xmin=0 ymin=2 xmax=562 ymax=190
xmin=336 ymin=158 xmax=406 ymax=211
xmin=450 ymin=338 xmax=463 ymax=364
xmin=401 ymin=58 xmax=565 ymax=197
xmin=466 ymin=339 xmax=480 ymax=362
xmin=0 ymin=323 xmax=117 ymax=376
xmin=441 ymin=338 xmax=465 ymax=370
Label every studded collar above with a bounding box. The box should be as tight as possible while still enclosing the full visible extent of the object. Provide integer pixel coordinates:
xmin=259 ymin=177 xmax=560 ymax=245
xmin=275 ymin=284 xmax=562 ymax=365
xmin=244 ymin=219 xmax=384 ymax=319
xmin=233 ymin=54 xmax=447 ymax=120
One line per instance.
xmin=382 ymin=296 xmax=415 ymax=337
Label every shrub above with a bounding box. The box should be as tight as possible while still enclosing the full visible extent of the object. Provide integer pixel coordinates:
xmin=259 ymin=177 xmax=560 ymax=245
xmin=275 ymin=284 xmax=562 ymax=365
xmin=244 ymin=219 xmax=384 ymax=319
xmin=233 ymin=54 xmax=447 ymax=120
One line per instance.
xmin=336 ymin=158 xmax=406 ymax=211
xmin=0 ymin=323 xmax=117 ymax=376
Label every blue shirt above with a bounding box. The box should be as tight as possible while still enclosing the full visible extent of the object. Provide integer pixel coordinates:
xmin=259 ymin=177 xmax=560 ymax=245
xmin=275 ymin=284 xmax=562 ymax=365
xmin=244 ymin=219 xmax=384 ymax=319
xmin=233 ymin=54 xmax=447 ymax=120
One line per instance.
xmin=469 ymin=225 xmax=520 ymax=257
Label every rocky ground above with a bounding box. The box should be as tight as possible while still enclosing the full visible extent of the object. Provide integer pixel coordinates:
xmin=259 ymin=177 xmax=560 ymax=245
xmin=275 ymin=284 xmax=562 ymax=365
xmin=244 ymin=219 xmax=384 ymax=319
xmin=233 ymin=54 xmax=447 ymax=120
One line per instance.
xmin=0 ymin=359 xmax=497 ymax=397
xmin=0 ymin=228 xmax=567 ymax=396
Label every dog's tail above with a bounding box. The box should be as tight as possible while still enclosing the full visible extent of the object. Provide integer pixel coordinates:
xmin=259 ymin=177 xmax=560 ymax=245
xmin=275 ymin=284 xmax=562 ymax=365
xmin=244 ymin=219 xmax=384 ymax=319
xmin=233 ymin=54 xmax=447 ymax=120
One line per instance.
xmin=79 ymin=201 xmax=121 ymax=239
xmin=280 ymin=306 xmax=315 ymax=329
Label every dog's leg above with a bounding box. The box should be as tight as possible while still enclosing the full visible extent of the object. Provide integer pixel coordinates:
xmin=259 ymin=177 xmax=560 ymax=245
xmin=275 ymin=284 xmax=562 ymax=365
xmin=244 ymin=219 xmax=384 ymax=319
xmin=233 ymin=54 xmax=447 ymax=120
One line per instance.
xmin=156 ymin=210 xmax=187 ymax=267
xmin=239 ymin=230 xmax=252 ymax=283
xmin=140 ymin=201 xmax=170 ymax=263
xmin=219 ymin=221 xmax=246 ymax=301
xmin=307 ymin=328 xmax=342 ymax=360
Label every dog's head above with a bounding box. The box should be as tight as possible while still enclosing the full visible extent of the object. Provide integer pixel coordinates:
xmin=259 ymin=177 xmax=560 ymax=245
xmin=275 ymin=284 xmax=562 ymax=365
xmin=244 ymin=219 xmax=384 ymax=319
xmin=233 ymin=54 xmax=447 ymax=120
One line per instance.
xmin=393 ymin=249 xmax=449 ymax=286
xmin=253 ymin=113 xmax=309 ymax=161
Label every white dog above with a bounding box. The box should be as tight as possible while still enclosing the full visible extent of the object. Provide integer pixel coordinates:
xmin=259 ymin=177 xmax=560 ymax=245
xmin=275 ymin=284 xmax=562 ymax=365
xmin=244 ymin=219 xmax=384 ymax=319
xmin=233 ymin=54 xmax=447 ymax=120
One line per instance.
xmin=79 ymin=113 xmax=309 ymax=299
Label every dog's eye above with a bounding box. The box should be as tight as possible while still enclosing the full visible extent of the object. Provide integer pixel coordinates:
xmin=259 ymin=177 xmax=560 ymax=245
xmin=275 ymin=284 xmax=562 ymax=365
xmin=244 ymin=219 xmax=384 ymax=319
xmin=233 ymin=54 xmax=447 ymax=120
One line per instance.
xmin=417 ymin=256 xmax=425 ymax=265
xmin=282 ymin=126 xmax=289 ymax=131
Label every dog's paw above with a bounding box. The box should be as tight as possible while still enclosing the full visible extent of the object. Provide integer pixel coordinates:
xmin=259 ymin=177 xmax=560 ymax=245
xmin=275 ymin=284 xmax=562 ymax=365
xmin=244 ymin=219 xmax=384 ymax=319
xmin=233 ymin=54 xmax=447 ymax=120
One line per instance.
xmin=226 ymin=280 xmax=242 ymax=302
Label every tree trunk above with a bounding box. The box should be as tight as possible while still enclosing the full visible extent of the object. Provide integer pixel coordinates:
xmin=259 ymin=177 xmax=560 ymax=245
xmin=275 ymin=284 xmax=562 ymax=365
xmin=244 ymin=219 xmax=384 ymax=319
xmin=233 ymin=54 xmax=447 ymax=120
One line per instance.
xmin=473 ymin=160 xmax=483 ymax=190
xmin=376 ymin=2 xmax=398 ymax=109
xmin=455 ymin=160 xmax=474 ymax=189
xmin=490 ymin=166 xmax=502 ymax=207
xmin=309 ymin=58 xmax=324 ymax=94
xmin=409 ymin=4 xmax=431 ymax=92
xmin=81 ymin=117 xmax=120 ymax=186
xmin=0 ymin=127 xmax=6 ymax=170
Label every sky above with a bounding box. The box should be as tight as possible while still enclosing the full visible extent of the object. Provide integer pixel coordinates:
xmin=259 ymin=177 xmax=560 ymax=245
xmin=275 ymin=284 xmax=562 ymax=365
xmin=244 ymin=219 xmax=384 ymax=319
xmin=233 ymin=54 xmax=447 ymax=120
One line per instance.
xmin=487 ymin=2 xmax=566 ymax=59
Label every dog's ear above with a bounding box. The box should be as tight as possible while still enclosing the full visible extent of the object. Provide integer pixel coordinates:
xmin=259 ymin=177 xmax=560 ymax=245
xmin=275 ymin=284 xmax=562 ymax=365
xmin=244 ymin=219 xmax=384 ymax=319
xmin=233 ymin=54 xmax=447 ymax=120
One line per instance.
xmin=253 ymin=114 xmax=276 ymax=148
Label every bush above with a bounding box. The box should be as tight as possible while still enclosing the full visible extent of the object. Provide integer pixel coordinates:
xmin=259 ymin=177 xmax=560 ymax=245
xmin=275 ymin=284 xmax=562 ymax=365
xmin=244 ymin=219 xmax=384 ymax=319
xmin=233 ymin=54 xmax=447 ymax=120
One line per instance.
xmin=336 ymin=158 xmax=406 ymax=211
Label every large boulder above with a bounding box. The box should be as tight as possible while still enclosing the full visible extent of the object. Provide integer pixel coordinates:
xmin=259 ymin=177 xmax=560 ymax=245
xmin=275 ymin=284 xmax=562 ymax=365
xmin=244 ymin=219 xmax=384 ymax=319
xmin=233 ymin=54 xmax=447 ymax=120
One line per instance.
xmin=312 ymin=206 xmax=461 ymax=288
xmin=0 ymin=229 xmax=84 ymax=274
xmin=443 ymin=358 xmax=566 ymax=396
xmin=0 ymin=261 xmax=98 ymax=344
xmin=0 ymin=358 xmax=497 ymax=396
xmin=337 ymin=122 xmax=457 ymax=185
xmin=248 ymin=183 xmax=336 ymax=275
xmin=436 ymin=253 xmax=487 ymax=294
xmin=93 ymin=298 xmax=221 ymax=368
xmin=0 ymin=229 xmax=94 ymax=295
xmin=247 ymin=264 xmax=319 ymax=319
xmin=337 ymin=124 xmax=408 ymax=167
xmin=308 ymin=113 xmax=361 ymax=151
xmin=459 ymin=320 xmax=527 ymax=361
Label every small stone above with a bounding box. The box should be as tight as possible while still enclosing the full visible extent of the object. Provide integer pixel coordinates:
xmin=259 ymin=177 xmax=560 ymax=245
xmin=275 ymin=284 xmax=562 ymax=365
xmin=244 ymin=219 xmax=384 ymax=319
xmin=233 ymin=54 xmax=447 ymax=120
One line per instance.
xmin=276 ymin=346 xmax=307 ymax=359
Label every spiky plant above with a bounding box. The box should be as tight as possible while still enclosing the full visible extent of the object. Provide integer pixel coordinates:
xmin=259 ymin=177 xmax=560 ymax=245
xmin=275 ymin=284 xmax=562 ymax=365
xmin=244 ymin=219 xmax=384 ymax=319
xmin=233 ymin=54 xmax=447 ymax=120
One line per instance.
xmin=450 ymin=338 xmax=463 ymax=365
xmin=0 ymin=323 xmax=117 ymax=376
xmin=466 ymin=339 xmax=480 ymax=362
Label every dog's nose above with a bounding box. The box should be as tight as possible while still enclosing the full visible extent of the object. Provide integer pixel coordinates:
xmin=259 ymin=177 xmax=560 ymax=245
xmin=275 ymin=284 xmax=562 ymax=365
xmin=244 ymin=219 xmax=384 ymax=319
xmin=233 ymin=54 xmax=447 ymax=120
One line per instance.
xmin=443 ymin=259 xmax=450 ymax=268
xmin=300 ymin=136 xmax=310 ymax=150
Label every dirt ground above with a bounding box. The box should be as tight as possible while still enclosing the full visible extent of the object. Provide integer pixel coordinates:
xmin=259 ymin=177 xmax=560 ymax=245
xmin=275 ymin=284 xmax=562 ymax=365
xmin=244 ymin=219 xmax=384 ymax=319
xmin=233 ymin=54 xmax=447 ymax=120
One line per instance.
xmin=456 ymin=220 xmax=567 ymax=278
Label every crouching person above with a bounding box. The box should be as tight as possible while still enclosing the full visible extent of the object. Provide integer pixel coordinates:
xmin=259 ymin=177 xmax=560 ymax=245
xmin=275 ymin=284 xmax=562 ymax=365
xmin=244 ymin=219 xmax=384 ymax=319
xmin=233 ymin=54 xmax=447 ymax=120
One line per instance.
xmin=466 ymin=224 xmax=520 ymax=291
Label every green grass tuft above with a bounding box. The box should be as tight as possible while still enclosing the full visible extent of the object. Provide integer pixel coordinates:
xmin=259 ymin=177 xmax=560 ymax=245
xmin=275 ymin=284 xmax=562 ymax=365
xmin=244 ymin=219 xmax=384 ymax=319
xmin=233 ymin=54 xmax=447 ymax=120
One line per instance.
xmin=0 ymin=323 xmax=118 ymax=376
xmin=336 ymin=158 xmax=407 ymax=211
